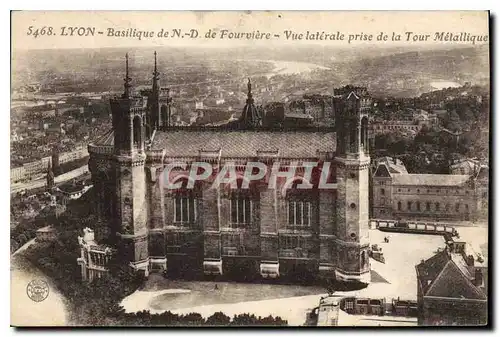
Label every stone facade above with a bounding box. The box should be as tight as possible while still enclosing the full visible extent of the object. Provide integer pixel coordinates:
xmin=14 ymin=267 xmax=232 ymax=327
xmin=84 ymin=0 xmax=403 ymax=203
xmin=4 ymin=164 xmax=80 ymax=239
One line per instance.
xmin=371 ymin=158 xmax=488 ymax=222
xmin=83 ymin=54 xmax=372 ymax=283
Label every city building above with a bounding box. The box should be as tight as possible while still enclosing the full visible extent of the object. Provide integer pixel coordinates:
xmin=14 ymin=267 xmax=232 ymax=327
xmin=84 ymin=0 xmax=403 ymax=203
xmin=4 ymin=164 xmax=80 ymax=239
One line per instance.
xmin=371 ymin=157 xmax=488 ymax=221
xmin=10 ymin=147 xmax=89 ymax=184
xmin=415 ymin=238 xmax=487 ymax=326
xmin=83 ymin=53 xmax=372 ymax=283
xmin=450 ymin=158 xmax=484 ymax=175
xmin=369 ymin=120 xmax=422 ymax=137
xmin=11 ymin=166 xmax=25 ymax=184
xmin=77 ymin=228 xmax=114 ymax=282
xmin=55 ymin=180 xmax=93 ymax=204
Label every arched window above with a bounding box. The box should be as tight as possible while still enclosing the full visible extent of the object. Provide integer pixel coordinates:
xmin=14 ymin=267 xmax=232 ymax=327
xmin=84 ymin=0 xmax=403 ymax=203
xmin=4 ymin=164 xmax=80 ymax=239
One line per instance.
xmin=416 ymin=201 xmax=421 ymax=211
xmin=397 ymin=201 xmax=402 ymax=211
xmin=133 ymin=116 xmax=142 ymax=148
xmin=349 ymin=122 xmax=357 ymax=151
xmin=361 ymin=251 xmax=366 ymax=267
xmin=361 ymin=117 xmax=369 ymax=149
xmin=172 ymin=177 xmax=199 ymax=227
xmin=407 ymin=201 xmax=412 ymax=211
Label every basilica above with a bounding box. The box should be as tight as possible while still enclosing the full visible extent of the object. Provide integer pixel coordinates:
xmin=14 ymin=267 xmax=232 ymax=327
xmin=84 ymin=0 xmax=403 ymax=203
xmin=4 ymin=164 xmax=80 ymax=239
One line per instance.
xmin=79 ymin=52 xmax=372 ymax=283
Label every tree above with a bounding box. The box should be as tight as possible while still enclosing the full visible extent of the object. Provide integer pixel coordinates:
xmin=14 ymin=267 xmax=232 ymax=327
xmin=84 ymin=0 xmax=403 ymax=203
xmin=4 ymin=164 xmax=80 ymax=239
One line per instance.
xmin=446 ymin=110 xmax=461 ymax=132
xmin=206 ymin=312 xmax=231 ymax=326
xmin=17 ymin=234 xmax=28 ymax=245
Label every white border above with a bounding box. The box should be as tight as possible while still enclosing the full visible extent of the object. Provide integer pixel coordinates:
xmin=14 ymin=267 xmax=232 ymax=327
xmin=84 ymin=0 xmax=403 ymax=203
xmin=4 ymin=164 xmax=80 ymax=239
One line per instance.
xmin=3 ymin=1 xmax=498 ymax=336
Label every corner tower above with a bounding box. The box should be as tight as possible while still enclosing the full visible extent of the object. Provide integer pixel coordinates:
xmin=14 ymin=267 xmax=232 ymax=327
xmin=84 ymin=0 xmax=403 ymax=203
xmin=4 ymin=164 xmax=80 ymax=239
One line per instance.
xmin=333 ymin=85 xmax=371 ymax=283
xmin=109 ymin=53 xmax=150 ymax=275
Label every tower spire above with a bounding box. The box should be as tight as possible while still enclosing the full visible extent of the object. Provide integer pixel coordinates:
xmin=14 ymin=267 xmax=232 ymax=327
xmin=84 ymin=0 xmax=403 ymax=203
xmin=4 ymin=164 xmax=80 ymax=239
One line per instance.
xmin=246 ymin=77 xmax=254 ymax=106
xmin=241 ymin=78 xmax=260 ymax=127
xmin=152 ymin=51 xmax=160 ymax=93
xmin=154 ymin=51 xmax=158 ymax=75
xmin=123 ymin=53 xmax=132 ymax=98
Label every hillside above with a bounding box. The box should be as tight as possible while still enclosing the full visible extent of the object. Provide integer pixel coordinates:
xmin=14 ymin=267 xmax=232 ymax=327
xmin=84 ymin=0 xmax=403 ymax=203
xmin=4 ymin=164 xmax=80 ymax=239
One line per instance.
xmin=344 ymin=46 xmax=489 ymax=97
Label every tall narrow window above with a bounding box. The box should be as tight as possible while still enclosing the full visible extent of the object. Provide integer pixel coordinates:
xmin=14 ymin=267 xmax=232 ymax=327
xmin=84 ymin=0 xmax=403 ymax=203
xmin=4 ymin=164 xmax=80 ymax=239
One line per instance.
xmin=361 ymin=117 xmax=368 ymax=149
xmin=349 ymin=123 xmax=357 ymax=151
xmin=397 ymin=201 xmax=402 ymax=211
xmin=455 ymin=203 xmax=460 ymax=212
xmin=230 ymin=195 xmax=252 ymax=228
xmin=288 ymin=200 xmax=311 ymax=227
xmin=416 ymin=201 xmax=421 ymax=211
xmin=380 ymin=188 xmax=385 ymax=196
xmin=361 ymin=251 xmax=366 ymax=267
xmin=426 ymin=202 xmax=431 ymax=211
xmin=435 ymin=202 xmax=440 ymax=211
xmin=133 ymin=116 xmax=142 ymax=148
xmin=407 ymin=201 xmax=412 ymax=211
xmin=174 ymin=195 xmax=196 ymax=224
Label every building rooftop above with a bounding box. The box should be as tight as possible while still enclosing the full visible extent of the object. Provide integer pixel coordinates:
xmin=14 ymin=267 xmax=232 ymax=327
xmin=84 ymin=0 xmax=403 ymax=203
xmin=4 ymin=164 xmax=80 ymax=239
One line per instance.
xmin=93 ymin=128 xmax=336 ymax=159
xmin=392 ymin=174 xmax=470 ymax=187
xmin=416 ymin=249 xmax=487 ymax=300
xmin=153 ymin=129 xmax=336 ymax=158
xmin=373 ymin=157 xmax=408 ymax=174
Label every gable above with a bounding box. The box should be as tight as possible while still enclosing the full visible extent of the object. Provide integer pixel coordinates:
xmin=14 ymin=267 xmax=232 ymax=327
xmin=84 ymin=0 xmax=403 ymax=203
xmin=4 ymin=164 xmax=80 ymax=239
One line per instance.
xmin=374 ymin=164 xmax=391 ymax=178
xmin=426 ymin=262 xmax=485 ymax=300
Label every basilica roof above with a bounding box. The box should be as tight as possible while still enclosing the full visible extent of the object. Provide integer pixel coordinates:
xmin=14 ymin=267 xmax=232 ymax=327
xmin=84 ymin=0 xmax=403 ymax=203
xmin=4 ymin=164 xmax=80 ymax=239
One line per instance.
xmin=152 ymin=129 xmax=336 ymax=159
xmin=91 ymin=127 xmax=336 ymax=159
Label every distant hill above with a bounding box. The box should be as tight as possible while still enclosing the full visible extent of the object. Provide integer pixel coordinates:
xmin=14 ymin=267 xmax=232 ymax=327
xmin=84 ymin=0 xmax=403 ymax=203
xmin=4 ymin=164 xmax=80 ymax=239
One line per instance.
xmin=344 ymin=46 xmax=489 ymax=97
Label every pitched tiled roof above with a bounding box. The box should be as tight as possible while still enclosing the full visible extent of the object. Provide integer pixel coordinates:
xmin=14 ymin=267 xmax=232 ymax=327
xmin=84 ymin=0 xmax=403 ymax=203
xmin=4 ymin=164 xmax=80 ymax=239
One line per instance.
xmin=416 ymin=250 xmax=486 ymax=300
xmin=426 ymin=261 xmax=486 ymax=300
xmin=392 ymin=174 xmax=470 ymax=187
xmin=152 ymin=129 xmax=336 ymax=158
xmin=373 ymin=157 xmax=408 ymax=174
xmin=416 ymin=250 xmax=450 ymax=294
xmin=374 ymin=164 xmax=391 ymax=177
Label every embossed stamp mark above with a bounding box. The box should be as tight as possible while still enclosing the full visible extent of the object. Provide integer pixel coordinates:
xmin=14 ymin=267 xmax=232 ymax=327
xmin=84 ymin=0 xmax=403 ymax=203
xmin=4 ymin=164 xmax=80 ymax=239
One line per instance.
xmin=26 ymin=279 xmax=49 ymax=302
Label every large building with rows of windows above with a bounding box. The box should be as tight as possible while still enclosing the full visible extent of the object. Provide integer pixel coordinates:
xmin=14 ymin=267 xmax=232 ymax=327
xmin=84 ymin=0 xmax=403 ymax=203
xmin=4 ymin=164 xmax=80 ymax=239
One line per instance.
xmin=371 ymin=157 xmax=488 ymax=222
xmin=83 ymin=53 xmax=372 ymax=283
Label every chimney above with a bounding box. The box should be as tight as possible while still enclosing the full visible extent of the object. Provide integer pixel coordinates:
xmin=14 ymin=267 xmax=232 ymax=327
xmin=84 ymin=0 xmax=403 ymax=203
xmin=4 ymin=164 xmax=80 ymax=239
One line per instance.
xmin=466 ymin=255 xmax=475 ymax=267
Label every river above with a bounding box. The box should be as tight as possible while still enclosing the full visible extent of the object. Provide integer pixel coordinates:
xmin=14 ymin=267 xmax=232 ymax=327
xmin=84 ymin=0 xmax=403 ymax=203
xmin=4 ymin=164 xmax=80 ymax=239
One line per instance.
xmin=234 ymin=59 xmax=330 ymax=79
xmin=430 ymin=80 xmax=461 ymax=90
xmin=263 ymin=60 xmax=331 ymax=78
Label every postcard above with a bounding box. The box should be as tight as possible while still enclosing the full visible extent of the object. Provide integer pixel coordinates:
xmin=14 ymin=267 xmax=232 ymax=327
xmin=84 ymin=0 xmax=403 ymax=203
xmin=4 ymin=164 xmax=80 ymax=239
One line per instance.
xmin=10 ymin=10 xmax=490 ymax=327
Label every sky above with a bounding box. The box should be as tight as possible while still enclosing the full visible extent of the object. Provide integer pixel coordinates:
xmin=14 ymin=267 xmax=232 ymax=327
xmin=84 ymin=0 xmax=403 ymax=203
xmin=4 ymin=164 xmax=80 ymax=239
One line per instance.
xmin=11 ymin=11 xmax=490 ymax=50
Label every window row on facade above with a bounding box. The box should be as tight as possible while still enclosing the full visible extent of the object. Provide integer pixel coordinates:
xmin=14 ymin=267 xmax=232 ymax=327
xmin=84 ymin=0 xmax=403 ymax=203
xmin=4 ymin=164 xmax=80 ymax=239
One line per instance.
xmin=396 ymin=200 xmax=470 ymax=213
xmin=169 ymin=194 xmax=313 ymax=229
xmin=382 ymin=187 xmax=474 ymax=196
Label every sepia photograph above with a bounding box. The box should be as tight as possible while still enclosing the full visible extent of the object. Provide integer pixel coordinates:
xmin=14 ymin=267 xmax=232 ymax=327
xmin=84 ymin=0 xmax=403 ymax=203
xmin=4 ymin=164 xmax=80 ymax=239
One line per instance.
xmin=9 ymin=10 xmax=490 ymax=327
